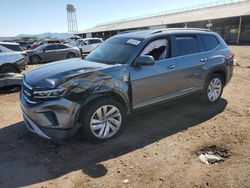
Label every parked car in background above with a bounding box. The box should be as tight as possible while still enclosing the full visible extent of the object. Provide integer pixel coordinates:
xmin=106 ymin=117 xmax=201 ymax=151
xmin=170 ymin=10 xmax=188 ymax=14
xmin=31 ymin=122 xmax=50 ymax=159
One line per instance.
xmin=0 ymin=45 xmax=27 ymax=73
xmin=31 ymin=39 xmax=62 ymax=49
xmin=20 ymin=28 xmax=234 ymax=142
xmin=70 ymin=38 xmax=103 ymax=56
xmin=27 ymin=43 xmax=81 ymax=64
xmin=0 ymin=42 xmax=29 ymax=59
xmin=18 ymin=41 xmax=33 ymax=50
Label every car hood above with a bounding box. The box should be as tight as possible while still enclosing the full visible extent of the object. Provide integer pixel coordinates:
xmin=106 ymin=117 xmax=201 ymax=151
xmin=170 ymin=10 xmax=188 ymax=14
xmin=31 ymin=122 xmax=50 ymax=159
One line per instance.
xmin=0 ymin=52 xmax=23 ymax=64
xmin=24 ymin=58 xmax=119 ymax=88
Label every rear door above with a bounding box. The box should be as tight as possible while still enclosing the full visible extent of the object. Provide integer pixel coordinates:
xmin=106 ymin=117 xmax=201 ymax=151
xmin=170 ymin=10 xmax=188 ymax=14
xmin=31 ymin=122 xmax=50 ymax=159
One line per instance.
xmin=41 ymin=44 xmax=58 ymax=62
xmin=56 ymin=44 xmax=70 ymax=60
xmin=171 ymin=34 xmax=207 ymax=92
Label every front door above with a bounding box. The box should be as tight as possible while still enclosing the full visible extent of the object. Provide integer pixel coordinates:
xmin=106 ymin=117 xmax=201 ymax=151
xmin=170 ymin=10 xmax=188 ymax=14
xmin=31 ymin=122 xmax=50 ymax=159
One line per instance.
xmin=130 ymin=37 xmax=179 ymax=109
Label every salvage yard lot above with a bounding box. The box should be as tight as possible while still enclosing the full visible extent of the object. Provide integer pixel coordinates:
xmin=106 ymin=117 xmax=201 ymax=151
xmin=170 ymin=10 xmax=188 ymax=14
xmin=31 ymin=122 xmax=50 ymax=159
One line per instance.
xmin=0 ymin=46 xmax=250 ymax=188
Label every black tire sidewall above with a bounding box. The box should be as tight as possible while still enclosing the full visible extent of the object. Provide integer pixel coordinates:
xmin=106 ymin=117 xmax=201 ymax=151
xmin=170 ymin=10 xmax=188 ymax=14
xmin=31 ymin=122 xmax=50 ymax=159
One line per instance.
xmin=202 ymin=73 xmax=224 ymax=104
xmin=67 ymin=53 xmax=75 ymax=58
xmin=30 ymin=55 xmax=40 ymax=64
xmin=79 ymin=97 xmax=126 ymax=142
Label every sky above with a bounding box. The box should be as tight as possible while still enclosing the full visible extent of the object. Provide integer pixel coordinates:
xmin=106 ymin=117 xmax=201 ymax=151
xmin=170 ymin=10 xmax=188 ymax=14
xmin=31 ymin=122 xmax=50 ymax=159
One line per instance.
xmin=0 ymin=0 xmax=219 ymax=37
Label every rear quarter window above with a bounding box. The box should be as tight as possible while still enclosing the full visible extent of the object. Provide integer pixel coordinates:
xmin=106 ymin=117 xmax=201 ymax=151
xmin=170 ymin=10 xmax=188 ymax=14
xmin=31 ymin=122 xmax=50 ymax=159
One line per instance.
xmin=201 ymin=35 xmax=220 ymax=51
xmin=175 ymin=36 xmax=200 ymax=56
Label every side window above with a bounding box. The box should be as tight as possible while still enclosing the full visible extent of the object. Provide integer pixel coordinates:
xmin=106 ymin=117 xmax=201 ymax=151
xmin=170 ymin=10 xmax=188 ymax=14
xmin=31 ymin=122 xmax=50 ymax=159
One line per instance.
xmin=141 ymin=39 xmax=170 ymax=61
xmin=57 ymin=44 xmax=68 ymax=49
xmin=90 ymin=39 xmax=102 ymax=44
xmin=175 ymin=36 xmax=200 ymax=56
xmin=46 ymin=45 xmax=57 ymax=51
xmin=83 ymin=40 xmax=90 ymax=45
xmin=201 ymin=35 xmax=220 ymax=51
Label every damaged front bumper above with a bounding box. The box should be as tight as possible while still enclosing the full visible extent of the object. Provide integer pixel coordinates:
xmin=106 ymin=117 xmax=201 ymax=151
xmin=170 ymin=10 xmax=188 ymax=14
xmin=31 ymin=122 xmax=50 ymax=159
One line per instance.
xmin=20 ymin=93 xmax=81 ymax=140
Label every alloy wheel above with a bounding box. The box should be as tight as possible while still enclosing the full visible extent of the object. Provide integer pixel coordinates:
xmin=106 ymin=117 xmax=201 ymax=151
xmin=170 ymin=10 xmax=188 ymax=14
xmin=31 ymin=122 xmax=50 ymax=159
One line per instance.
xmin=207 ymin=78 xmax=222 ymax=102
xmin=90 ymin=105 xmax=122 ymax=139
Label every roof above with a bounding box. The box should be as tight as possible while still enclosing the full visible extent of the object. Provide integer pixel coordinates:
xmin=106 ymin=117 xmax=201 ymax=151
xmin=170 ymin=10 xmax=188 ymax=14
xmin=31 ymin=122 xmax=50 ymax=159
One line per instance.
xmin=79 ymin=0 xmax=250 ymax=34
xmin=116 ymin=28 xmax=213 ymax=39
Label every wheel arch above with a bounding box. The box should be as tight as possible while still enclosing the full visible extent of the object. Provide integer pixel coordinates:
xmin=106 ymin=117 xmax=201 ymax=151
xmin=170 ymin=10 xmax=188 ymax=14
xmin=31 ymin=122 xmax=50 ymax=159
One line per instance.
xmin=76 ymin=89 xmax=131 ymax=123
xmin=204 ymin=66 xmax=227 ymax=87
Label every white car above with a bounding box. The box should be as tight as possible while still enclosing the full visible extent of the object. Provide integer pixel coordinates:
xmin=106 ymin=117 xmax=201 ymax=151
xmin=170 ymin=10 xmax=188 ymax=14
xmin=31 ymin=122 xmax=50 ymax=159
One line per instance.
xmin=0 ymin=45 xmax=27 ymax=73
xmin=71 ymin=38 xmax=103 ymax=56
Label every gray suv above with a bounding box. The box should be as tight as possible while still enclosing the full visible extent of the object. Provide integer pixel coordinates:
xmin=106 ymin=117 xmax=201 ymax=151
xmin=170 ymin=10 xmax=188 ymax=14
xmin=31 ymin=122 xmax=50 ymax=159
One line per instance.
xmin=20 ymin=28 xmax=234 ymax=142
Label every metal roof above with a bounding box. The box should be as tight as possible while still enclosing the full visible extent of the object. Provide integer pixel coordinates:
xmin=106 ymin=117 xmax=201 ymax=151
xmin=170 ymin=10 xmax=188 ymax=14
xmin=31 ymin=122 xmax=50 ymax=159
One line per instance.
xmin=79 ymin=0 xmax=250 ymax=34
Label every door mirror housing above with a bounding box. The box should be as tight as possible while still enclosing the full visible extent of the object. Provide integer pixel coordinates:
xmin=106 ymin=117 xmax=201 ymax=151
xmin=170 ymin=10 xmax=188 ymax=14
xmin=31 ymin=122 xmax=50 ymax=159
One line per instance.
xmin=134 ymin=55 xmax=155 ymax=67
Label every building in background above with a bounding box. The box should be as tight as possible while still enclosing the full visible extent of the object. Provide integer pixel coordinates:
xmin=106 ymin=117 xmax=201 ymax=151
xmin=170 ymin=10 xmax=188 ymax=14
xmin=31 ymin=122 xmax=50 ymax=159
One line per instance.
xmin=78 ymin=0 xmax=250 ymax=44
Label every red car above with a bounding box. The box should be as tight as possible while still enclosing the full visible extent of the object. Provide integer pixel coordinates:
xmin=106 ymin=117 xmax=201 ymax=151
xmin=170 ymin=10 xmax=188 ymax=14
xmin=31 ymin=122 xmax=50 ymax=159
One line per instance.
xmin=31 ymin=39 xmax=62 ymax=49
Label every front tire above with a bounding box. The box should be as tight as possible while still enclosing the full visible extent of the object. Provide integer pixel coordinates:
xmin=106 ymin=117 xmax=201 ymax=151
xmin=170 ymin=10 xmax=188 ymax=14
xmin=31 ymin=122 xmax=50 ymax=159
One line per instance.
xmin=201 ymin=73 xmax=224 ymax=104
xmin=79 ymin=98 xmax=126 ymax=142
xmin=67 ymin=52 xmax=75 ymax=59
xmin=30 ymin=55 xmax=41 ymax=64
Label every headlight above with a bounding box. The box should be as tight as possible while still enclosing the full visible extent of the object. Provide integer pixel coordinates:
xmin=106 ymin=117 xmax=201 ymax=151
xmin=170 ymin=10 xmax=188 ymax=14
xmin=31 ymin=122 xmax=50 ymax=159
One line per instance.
xmin=16 ymin=58 xmax=26 ymax=65
xmin=33 ymin=88 xmax=66 ymax=99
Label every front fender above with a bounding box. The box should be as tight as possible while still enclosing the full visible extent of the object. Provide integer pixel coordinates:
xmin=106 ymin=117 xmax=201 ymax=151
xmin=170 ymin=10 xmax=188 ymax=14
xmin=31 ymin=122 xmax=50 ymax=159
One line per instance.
xmin=61 ymin=71 xmax=131 ymax=112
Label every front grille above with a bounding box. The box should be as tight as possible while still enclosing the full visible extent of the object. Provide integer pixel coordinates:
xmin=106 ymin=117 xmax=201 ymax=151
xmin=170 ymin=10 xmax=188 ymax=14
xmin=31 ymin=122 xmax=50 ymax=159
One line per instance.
xmin=22 ymin=80 xmax=40 ymax=105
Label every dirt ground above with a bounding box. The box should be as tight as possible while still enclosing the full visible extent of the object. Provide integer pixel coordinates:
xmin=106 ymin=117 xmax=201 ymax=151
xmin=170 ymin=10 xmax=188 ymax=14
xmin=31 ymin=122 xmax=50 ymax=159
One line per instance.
xmin=0 ymin=46 xmax=249 ymax=188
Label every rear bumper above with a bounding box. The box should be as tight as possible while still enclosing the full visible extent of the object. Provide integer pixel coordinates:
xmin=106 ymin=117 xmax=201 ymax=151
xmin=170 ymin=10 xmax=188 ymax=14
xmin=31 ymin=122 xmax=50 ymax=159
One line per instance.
xmin=225 ymin=59 xmax=234 ymax=85
xmin=20 ymin=94 xmax=81 ymax=140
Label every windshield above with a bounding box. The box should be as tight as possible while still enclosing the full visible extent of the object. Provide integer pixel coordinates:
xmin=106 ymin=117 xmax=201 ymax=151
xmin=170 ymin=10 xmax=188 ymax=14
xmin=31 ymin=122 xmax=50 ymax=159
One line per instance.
xmin=85 ymin=37 xmax=142 ymax=64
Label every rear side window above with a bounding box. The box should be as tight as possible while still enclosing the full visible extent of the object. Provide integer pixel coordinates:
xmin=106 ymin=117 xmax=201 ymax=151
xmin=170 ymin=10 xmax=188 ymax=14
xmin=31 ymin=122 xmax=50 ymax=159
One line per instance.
xmin=90 ymin=39 xmax=102 ymax=44
xmin=57 ymin=44 xmax=69 ymax=49
xmin=201 ymin=35 xmax=220 ymax=51
xmin=175 ymin=36 xmax=200 ymax=56
xmin=46 ymin=45 xmax=57 ymax=51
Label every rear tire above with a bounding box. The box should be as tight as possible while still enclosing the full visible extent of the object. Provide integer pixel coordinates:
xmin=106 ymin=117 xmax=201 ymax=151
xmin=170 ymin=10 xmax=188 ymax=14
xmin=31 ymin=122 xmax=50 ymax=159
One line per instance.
xmin=200 ymin=73 xmax=224 ymax=104
xmin=78 ymin=98 xmax=126 ymax=143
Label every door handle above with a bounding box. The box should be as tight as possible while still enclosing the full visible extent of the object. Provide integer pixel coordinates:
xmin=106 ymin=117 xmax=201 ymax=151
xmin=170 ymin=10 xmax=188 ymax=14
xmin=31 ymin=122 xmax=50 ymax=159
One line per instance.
xmin=167 ymin=64 xmax=176 ymax=69
xmin=200 ymin=58 xmax=208 ymax=62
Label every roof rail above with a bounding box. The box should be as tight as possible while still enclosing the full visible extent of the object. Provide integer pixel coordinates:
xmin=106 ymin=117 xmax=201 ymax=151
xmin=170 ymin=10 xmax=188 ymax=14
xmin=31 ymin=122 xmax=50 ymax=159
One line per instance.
xmin=118 ymin=29 xmax=148 ymax=35
xmin=150 ymin=28 xmax=212 ymax=35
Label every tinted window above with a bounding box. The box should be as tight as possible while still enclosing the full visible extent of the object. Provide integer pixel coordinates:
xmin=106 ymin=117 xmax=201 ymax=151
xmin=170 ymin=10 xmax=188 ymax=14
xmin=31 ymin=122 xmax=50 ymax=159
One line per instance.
xmin=201 ymin=35 xmax=220 ymax=51
xmin=90 ymin=39 xmax=102 ymax=44
xmin=1 ymin=44 xmax=23 ymax=52
xmin=57 ymin=44 xmax=69 ymax=49
xmin=85 ymin=37 xmax=142 ymax=64
xmin=175 ymin=36 xmax=200 ymax=56
xmin=46 ymin=45 xmax=57 ymax=51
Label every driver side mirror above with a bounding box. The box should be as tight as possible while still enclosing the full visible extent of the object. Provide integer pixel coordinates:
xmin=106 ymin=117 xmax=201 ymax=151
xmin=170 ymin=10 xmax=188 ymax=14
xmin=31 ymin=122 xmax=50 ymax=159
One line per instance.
xmin=134 ymin=55 xmax=155 ymax=67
